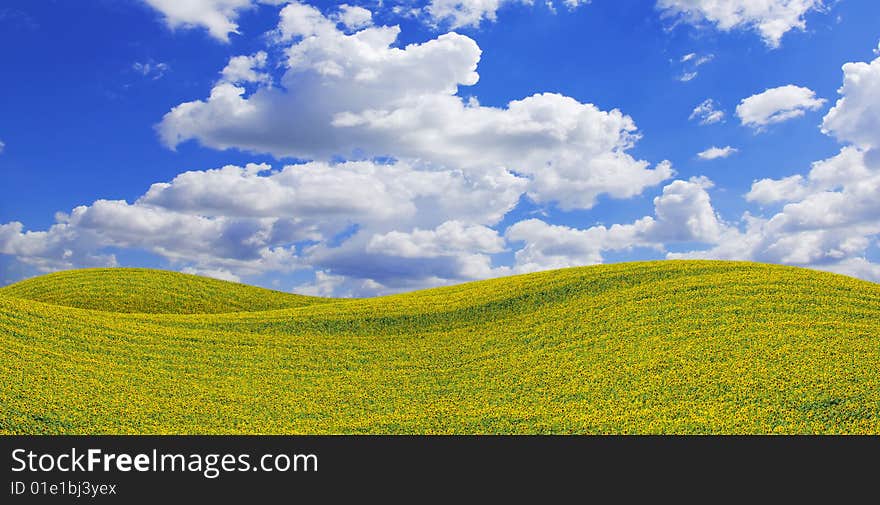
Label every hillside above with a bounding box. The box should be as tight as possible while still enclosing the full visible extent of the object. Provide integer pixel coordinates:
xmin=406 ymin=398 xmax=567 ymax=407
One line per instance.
xmin=0 ymin=268 xmax=325 ymax=314
xmin=1 ymin=260 xmax=879 ymax=434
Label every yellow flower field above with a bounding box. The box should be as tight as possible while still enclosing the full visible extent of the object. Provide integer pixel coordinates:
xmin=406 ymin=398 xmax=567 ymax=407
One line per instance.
xmin=1 ymin=260 xmax=879 ymax=434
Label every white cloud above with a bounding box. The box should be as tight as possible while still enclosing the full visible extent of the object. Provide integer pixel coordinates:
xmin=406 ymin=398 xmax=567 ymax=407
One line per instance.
xmin=181 ymin=267 xmax=241 ymax=282
xmin=366 ymin=221 xmax=505 ymax=258
xmin=648 ymin=176 xmax=724 ymax=242
xmin=507 ymin=177 xmax=725 ymax=272
xmin=303 ymin=232 xmax=511 ymax=294
xmin=0 ymin=159 xmax=527 ymax=293
xmin=746 ymin=174 xmax=808 ymax=204
xmin=275 ymin=0 xmax=337 ymax=39
xmin=506 ymin=219 xmax=611 ymax=271
xmin=19 ymin=1 xmax=878 ymax=292
xmin=67 ymin=199 xmax=300 ymax=274
xmin=822 ymin=257 xmax=880 ymax=283
xmin=821 ymin=55 xmax=880 ymax=150
xmin=159 ymin=3 xmax=672 ymax=211
xmin=562 ymin=0 xmax=590 ymax=9
xmin=686 ymin=51 xmax=880 ymax=280
xmin=657 ymin=0 xmax=825 ymax=48
xmin=0 ymin=140 xmax=4 ymax=154
xmin=220 ymin=51 xmax=270 ymax=85
xmin=689 ymin=99 xmax=725 ymax=125
xmin=746 ymin=146 xmax=869 ymax=204
xmin=292 ymin=270 xmax=346 ymax=297
xmin=747 ymin=146 xmax=869 ymax=205
xmin=425 ymin=0 xmax=590 ymax=28
xmin=697 ymin=146 xmax=738 ymax=160
xmin=335 ymin=4 xmax=373 ymax=30
xmin=132 ymin=61 xmax=170 ymax=80
xmin=0 ymin=221 xmax=118 ymax=273
xmin=677 ymin=147 xmax=880 ymax=278
xmin=141 ymin=0 xmax=284 ymax=42
xmin=676 ymin=52 xmax=712 ymax=82
xmin=0 ymin=161 xmax=697 ymax=295
xmin=45 ymin=1 xmax=668 ymax=294
xmin=426 ymin=0 xmax=513 ymax=28
xmin=693 ymin=54 xmax=714 ymax=66
xmin=736 ymin=85 xmax=826 ymax=130
xmin=139 ymin=160 xmax=527 ymax=231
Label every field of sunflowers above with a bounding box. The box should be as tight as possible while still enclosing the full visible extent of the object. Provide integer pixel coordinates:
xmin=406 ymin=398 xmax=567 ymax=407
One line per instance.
xmin=1 ymin=260 xmax=879 ymax=434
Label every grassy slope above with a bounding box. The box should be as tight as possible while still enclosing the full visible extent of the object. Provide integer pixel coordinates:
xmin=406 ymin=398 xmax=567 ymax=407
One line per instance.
xmin=1 ymin=260 xmax=879 ymax=434
xmin=0 ymin=268 xmax=326 ymax=314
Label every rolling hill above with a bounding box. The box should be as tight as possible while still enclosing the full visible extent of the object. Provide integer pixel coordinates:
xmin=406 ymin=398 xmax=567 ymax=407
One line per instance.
xmin=0 ymin=268 xmax=325 ymax=314
xmin=1 ymin=260 xmax=879 ymax=434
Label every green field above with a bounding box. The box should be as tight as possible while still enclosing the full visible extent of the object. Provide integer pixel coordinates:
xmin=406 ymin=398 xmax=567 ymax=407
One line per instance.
xmin=1 ymin=260 xmax=879 ymax=434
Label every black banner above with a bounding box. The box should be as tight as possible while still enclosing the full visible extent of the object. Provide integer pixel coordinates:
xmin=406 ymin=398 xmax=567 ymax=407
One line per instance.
xmin=2 ymin=436 xmax=877 ymax=502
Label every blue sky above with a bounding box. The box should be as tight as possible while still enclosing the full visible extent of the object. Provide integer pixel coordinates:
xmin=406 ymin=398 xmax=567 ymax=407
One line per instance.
xmin=1 ymin=0 xmax=879 ymax=295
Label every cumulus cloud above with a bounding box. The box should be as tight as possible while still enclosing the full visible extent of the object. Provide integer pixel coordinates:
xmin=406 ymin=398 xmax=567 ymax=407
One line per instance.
xmin=678 ymin=147 xmax=880 ymax=280
xmin=366 ymin=221 xmax=505 ymax=258
xmin=821 ymin=55 xmax=880 ymax=149
xmin=0 ymin=160 xmax=711 ymax=295
xmin=159 ymin=2 xmax=672 ymax=211
xmin=220 ymin=51 xmax=271 ymax=85
xmin=292 ymin=270 xmax=347 ymax=297
xmin=0 ymin=2 xmax=706 ymax=294
xmin=303 ymin=233 xmax=511 ymax=295
xmin=675 ymin=48 xmax=880 ymax=281
xmin=335 ymin=4 xmax=373 ymax=30
xmin=697 ymin=146 xmax=738 ymax=160
xmin=746 ymin=175 xmax=808 ymax=205
xmin=824 ymin=257 xmax=880 ymax=283
xmin=141 ymin=161 xmax=527 ymax=230
xmin=0 ymin=159 xmax=527 ymax=293
xmin=506 ymin=220 xmax=611 ymax=271
xmin=657 ymin=0 xmax=825 ymax=48
xmin=507 ymin=177 xmax=725 ymax=272
xmin=646 ymin=176 xmax=725 ymax=242
xmin=0 ymin=140 xmax=4 ymax=153
xmin=0 ymin=221 xmax=118 ymax=273
xmin=690 ymin=99 xmax=725 ymax=125
xmin=304 ymin=220 xmax=514 ymax=292
xmin=142 ymin=0 xmax=286 ymax=42
xmin=736 ymin=85 xmax=826 ymax=130
xmin=13 ymin=2 xmax=877 ymax=293
xmin=746 ymin=146 xmax=868 ymax=204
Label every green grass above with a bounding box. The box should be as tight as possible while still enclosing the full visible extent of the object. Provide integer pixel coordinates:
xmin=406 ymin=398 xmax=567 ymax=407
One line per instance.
xmin=1 ymin=260 xmax=879 ymax=434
